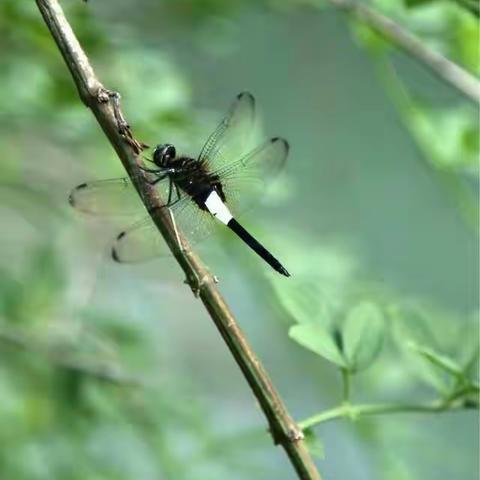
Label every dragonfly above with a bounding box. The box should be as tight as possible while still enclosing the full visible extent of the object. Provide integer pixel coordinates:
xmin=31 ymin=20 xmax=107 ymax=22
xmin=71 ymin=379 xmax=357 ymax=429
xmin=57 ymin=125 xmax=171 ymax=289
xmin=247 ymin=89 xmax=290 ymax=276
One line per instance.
xmin=69 ymin=92 xmax=290 ymax=277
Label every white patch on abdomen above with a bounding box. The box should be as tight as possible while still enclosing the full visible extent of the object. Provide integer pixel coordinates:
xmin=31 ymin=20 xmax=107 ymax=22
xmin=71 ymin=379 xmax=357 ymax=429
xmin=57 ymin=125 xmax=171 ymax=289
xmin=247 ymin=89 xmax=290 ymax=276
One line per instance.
xmin=205 ymin=190 xmax=233 ymax=225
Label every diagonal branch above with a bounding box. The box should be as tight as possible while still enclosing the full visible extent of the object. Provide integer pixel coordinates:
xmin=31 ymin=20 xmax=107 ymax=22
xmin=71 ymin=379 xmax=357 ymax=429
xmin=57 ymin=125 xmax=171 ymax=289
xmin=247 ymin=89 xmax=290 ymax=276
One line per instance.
xmin=327 ymin=0 xmax=480 ymax=104
xmin=34 ymin=1 xmax=321 ymax=479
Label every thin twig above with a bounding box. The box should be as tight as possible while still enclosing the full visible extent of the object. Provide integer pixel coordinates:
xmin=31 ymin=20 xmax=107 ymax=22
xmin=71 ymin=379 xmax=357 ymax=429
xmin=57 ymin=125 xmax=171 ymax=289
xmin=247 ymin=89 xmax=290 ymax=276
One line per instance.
xmin=34 ymin=1 xmax=321 ymax=479
xmin=299 ymin=398 xmax=478 ymax=430
xmin=326 ymin=0 xmax=480 ymax=104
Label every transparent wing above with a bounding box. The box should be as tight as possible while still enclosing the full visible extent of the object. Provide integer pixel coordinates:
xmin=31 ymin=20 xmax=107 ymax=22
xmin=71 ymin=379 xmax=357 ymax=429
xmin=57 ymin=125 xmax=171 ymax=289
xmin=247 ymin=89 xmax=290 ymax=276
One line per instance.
xmin=198 ymin=92 xmax=255 ymax=172
xmin=70 ymin=177 xmax=221 ymax=263
xmin=169 ymin=195 xmax=220 ymax=243
xmin=69 ymin=178 xmax=140 ymax=216
xmin=68 ymin=177 xmax=172 ymax=216
xmin=111 ymin=216 xmax=168 ymax=263
xmin=111 ymin=196 xmax=221 ymax=263
xmin=216 ymin=137 xmax=289 ymax=217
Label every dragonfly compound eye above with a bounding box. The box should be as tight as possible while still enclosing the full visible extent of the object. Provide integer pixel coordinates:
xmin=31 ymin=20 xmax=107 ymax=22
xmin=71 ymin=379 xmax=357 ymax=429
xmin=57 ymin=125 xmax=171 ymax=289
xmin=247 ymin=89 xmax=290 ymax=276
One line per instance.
xmin=153 ymin=144 xmax=176 ymax=167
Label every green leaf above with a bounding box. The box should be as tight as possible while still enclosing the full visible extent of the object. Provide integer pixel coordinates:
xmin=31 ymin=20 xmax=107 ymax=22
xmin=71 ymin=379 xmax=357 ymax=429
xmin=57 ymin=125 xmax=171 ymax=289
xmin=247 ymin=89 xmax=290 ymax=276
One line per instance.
xmin=343 ymin=302 xmax=384 ymax=372
xmin=409 ymin=105 xmax=479 ymax=174
xmin=391 ymin=304 xmax=434 ymax=347
xmin=457 ymin=11 xmax=480 ymax=73
xmin=408 ymin=342 xmax=463 ymax=378
xmin=289 ymin=324 xmax=347 ymax=368
xmin=350 ymin=22 xmax=391 ymax=54
xmin=456 ymin=316 xmax=480 ymax=379
xmin=392 ymin=305 xmax=449 ymax=391
xmin=303 ymin=428 xmax=324 ymax=459
xmin=462 ymin=344 xmax=479 ymax=379
xmin=273 ymin=279 xmax=332 ymax=325
xmin=268 ymin=244 xmax=357 ymax=326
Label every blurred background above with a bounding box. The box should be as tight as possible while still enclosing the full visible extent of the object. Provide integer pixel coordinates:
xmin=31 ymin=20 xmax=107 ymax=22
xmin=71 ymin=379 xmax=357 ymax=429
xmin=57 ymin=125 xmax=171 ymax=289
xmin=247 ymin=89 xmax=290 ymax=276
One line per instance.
xmin=0 ymin=0 xmax=478 ymax=479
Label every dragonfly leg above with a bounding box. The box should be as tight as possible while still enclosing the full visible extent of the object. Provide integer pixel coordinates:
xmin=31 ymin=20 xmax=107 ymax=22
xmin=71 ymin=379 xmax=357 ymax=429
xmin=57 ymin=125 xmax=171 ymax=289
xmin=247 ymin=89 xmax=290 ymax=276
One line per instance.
xmin=140 ymin=165 xmax=162 ymax=174
xmin=175 ymin=183 xmax=181 ymax=202
xmin=167 ymin=198 xmax=181 ymax=208
xmin=166 ymin=177 xmax=174 ymax=205
xmin=147 ymin=174 xmax=167 ymax=186
xmin=164 ymin=183 xmax=182 ymax=208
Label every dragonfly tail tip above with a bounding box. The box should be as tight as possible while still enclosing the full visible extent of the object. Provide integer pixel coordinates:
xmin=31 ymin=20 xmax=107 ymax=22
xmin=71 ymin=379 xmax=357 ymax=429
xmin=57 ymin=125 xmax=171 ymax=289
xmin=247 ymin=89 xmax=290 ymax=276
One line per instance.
xmin=277 ymin=265 xmax=290 ymax=277
xmin=111 ymin=247 xmax=120 ymax=262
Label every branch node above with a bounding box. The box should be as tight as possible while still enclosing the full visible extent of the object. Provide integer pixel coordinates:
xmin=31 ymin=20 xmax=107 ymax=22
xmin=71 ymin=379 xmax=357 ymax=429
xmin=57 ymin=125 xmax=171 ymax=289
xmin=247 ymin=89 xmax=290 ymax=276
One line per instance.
xmin=96 ymin=88 xmax=110 ymax=104
xmin=184 ymin=271 xmax=214 ymax=297
xmin=97 ymin=87 xmax=149 ymax=154
xmin=287 ymin=425 xmax=305 ymax=443
xmin=268 ymin=422 xmax=304 ymax=446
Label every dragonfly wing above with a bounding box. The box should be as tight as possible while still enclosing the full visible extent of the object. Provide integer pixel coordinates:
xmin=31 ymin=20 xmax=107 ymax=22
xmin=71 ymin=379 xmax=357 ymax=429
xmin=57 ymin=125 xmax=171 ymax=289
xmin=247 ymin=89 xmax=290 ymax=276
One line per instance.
xmin=112 ymin=216 xmax=170 ymax=263
xmin=198 ymin=92 xmax=255 ymax=172
xmin=112 ymin=196 xmax=221 ymax=263
xmin=169 ymin=195 xmax=219 ymax=244
xmin=215 ymin=137 xmax=289 ymax=217
xmin=69 ymin=177 xmax=142 ymax=216
xmin=69 ymin=177 xmax=172 ymax=216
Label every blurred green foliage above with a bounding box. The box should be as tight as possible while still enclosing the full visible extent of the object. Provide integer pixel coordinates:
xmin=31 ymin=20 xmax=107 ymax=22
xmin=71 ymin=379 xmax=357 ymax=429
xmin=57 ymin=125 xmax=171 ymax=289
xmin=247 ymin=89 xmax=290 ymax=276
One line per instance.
xmin=0 ymin=0 xmax=478 ymax=479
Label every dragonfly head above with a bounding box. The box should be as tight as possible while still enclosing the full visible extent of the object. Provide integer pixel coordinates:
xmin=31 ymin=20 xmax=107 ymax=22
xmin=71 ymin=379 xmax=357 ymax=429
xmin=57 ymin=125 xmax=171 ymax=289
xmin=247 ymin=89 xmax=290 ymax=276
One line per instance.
xmin=153 ymin=144 xmax=176 ymax=168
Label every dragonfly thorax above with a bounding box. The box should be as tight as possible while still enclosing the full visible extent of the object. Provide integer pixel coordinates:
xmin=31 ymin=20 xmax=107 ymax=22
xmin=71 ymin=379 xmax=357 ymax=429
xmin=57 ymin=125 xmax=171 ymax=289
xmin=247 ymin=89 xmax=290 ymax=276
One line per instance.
xmin=169 ymin=156 xmax=226 ymax=210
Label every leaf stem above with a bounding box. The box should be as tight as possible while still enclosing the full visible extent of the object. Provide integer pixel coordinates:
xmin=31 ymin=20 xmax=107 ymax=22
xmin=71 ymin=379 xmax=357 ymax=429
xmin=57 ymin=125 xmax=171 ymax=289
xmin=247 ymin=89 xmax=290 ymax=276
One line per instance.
xmin=341 ymin=368 xmax=352 ymax=403
xmin=446 ymin=383 xmax=480 ymax=403
xmin=299 ymin=399 xmax=478 ymax=430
